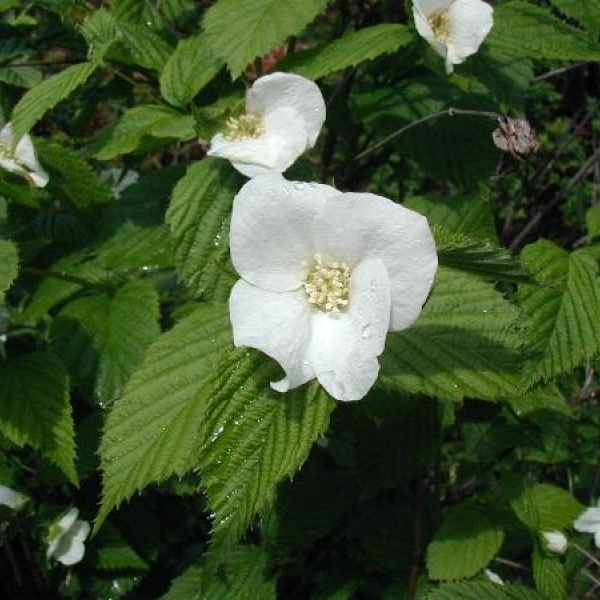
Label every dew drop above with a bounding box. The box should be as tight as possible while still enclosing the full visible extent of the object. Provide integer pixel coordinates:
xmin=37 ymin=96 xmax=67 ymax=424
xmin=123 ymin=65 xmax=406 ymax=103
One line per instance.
xmin=361 ymin=324 xmax=374 ymax=339
xmin=294 ymin=182 xmax=306 ymax=190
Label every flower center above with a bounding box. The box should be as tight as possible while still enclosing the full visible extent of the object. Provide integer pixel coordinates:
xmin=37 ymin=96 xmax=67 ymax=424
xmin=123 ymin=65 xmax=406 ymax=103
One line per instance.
xmin=429 ymin=9 xmax=451 ymax=42
xmin=302 ymin=254 xmax=351 ymax=313
xmin=223 ymin=113 xmax=265 ymax=141
xmin=0 ymin=143 xmax=14 ymax=160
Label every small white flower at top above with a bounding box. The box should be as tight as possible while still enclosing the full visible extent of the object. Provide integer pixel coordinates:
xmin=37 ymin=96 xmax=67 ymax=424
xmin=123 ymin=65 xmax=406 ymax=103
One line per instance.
xmin=484 ymin=568 xmax=504 ymax=585
xmin=412 ymin=0 xmax=494 ymax=74
xmin=0 ymin=484 xmax=29 ymax=511
xmin=542 ymin=530 xmax=568 ymax=554
xmin=228 ymin=173 xmax=438 ymax=402
xmin=0 ymin=122 xmax=48 ymax=187
xmin=46 ymin=508 xmax=90 ymax=566
xmin=573 ymin=499 xmax=600 ymax=548
xmin=208 ymin=72 xmax=326 ymax=178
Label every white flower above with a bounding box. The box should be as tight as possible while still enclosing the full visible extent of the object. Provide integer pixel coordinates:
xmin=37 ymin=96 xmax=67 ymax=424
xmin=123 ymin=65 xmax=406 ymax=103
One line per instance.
xmin=229 ymin=173 xmax=437 ymax=402
xmin=46 ymin=508 xmax=90 ymax=566
xmin=412 ymin=0 xmax=494 ymax=74
xmin=0 ymin=484 xmax=28 ymax=511
xmin=208 ymin=72 xmax=326 ymax=178
xmin=0 ymin=122 xmax=48 ymax=188
xmin=484 ymin=569 xmax=504 ymax=585
xmin=100 ymin=167 xmax=139 ymax=199
xmin=573 ymin=499 xmax=600 ymax=548
xmin=542 ymin=530 xmax=568 ymax=554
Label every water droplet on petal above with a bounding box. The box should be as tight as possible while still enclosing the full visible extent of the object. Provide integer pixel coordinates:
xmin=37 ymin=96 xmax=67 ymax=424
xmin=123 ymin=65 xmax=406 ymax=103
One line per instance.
xmin=294 ymin=182 xmax=306 ymax=190
xmin=362 ymin=324 xmax=374 ymax=339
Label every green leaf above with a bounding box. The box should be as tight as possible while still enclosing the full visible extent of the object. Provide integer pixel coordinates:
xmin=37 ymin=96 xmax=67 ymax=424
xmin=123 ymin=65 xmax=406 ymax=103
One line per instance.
xmin=198 ymin=348 xmax=335 ymax=550
xmin=429 ymin=582 xmax=545 ymax=600
xmin=587 ymin=204 xmax=600 ymax=239
xmin=50 ymin=280 xmax=161 ymax=404
xmin=35 ymin=139 xmax=112 ymax=208
xmin=532 ymin=544 xmax=566 ymax=600
xmin=380 ymin=268 xmax=522 ymax=401
xmin=436 ymin=230 xmax=530 ymax=283
xmin=160 ymin=33 xmax=223 ymax=107
xmin=277 ymin=24 xmax=415 ymax=79
xmin=160 ymin=546 xmax=275 ymax=600
xmin=518 ymin=240 xmax=600 ymax=387
xmin=94 ymin=523 xmax=149 ymax=571
xmin=203 ymin=0 xmax=329 ymax=77
xmin=487 ymin=1 xmax=600 ymax=61
xmin=80 ymin=8 xmax=119 ymax=62
xmin=427 ymin=502 xmax=504 ymax=581
xmin=167 ymin=158 xmax=243 ymax=300
xmin=97 ymin=303 xmax=231 ymax=529
xmin=0 ymin=238 xmax=18 ymax=303
xmin=89 ymin=105 xmax=195 ymax=160
xmin=116 ymin=20 xmax=173 ymax=70
xmin=550 ymin=0 xmax=600 ymax=35
xmin=11 ymin=62 xmax=97 ymax=139
xmin=0 ymin=351 xmax=76 ymax=483
xmin=0 ymin=66 xmax=43 ymax=89
xmin=509 ymin=482 xmax=583 ymax=531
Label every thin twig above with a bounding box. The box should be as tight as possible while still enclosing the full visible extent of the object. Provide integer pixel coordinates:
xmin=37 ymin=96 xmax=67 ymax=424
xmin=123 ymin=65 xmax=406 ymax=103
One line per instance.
xmin=493 ymin=557 xmax=530 ymax=572
xmin=573 ymin=542 xmax=600 ymax=569
xmin=21 ymin=267 xmax=113 ymax=294
xmin=533 ymin=61 xmax=589 ymax=83
xmin=355 ymin=107 xmax=501 ymax=161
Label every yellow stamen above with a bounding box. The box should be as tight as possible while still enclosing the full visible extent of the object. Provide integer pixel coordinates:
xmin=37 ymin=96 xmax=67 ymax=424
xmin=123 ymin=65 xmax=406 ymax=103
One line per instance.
xmin=302 ymin=254 xmax=351 ymax=313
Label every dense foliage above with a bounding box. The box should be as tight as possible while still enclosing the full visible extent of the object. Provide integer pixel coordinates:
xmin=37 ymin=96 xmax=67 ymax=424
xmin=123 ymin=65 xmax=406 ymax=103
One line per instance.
xmin=0 ymin=0 xmax=599 ymax=598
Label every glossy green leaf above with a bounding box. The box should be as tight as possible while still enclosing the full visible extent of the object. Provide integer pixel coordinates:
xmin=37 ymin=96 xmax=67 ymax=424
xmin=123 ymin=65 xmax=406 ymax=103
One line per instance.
xmin=0 ymin=238 xmax=18 ymax=303
xmin=116 ymin=20 xmax=173 ymax=70
xmin=50 ymin=280 xmax=161 ymax=404
xmin=429 ymin=582 xmax=545 ymax=600
xmin=97 ymin=304 xmax=231 ymax=528
xmin=277 ymin=24 xmax=415 ymax=79
xmin=198 ymin=348 xmax=335 ymax=550
xmin=160 ymin=33 xmax=223 ymax=107
xmin=0 ymin=351 xmax=76 ymax=483
xmin=427 ymin=502 xmax=504 ymax=581
xmin=550 ymin=0 xmax=600 ymax=34
xmin=11 ymin=62 xmax=97 ymax=139
xmin=518 ymin=240 xmax=600 ymax=387
xmin=532 ymin=544 xmax=566 ymax=600
xmin=167 ymin=158 xmax=243 ymax=300
xmin=380 ymin=268 xmax=522 ymax=401
xmin=203 ymin=0 xmax=329 ymax=77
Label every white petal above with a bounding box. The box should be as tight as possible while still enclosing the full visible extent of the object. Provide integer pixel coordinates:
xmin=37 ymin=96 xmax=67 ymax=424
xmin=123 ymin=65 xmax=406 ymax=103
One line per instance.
xmin=312 ymin=192 xmax=437 ymax=331
xmin=56 ymin=508 xmax=79 ymax=531
xmin=446 ymin=0 xmax=493 ymax=68
xmin=574 ymin=507 xmax=600 ymax=533
xmin=71 ymin=519 xmax=91 ymax=542
xmin=229 ymin=280 xmax=314 ymax=392
xmin=595 ymin=529 xmax=600 ymax=549
xmin=208 ymin=108 xmax=309 ymax=178
xmin=57 ymin=538 xmax=86 ymax=566
xmin=246 ymin=72 xmax=325 ymax=147
xmin=413 ymin=0 xmax=451 ymax=60
xmin=0 ymin=122 xmax=14 ymax=147
xmin=0 ymin=484 xmax=27 ymax=510
xmin=230 ymin=173 xmax=339 ymax=291
xmin=309 ymin=258 xmax=391 ymax=402
xmin=413 ymin=0 xmax=452 ymax=14
xmin=0 ymin=157 xmax=23 ymax=176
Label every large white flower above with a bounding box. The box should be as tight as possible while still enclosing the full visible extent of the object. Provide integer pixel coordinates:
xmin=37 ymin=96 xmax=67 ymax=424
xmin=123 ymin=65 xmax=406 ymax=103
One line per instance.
xmin=46 ymin=508 xmax=90 ymax=566
xmin=573 ymin=499 xmax=600 ymax=548
xmin=0 ymin=484 xmax=28 ymax=511
xmin=229 ymin=173 xmax=437 ymax=402
xmin=412 ymin=0 xmax=494 ymax=74
xmin=0 ymin=122 xmax=48 ymax=188
xmin=208 ymin=72 xmax=325 ymax=178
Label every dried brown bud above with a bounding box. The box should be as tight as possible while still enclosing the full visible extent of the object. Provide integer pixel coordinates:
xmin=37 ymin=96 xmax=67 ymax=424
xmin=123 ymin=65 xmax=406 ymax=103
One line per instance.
xmin=492 ymin=116 xmax=540 ymax=160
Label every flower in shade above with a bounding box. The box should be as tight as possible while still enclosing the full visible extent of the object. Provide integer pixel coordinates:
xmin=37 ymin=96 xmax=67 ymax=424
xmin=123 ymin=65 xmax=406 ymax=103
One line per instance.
xmin=542 ymin=530 xmax=568 ymax=554
xmin=0 ymin=122 xmax=48 ymax=187
xmin=228 ymin=173 xmax=438 ymax=402
xmin=46 ymin=508 xmax=90 ymax=566
xmin=412 ymin=0 xmax=494 ymax=74
xmin=484 ymin=569 xmax=504 ymax=585
xmin=573 ymin=499 xmax=600 ymax=548
xmin=0 ymin=484 xmax=28 ymax=511
xmin=208 ymin=72 xmax=326 ymax=178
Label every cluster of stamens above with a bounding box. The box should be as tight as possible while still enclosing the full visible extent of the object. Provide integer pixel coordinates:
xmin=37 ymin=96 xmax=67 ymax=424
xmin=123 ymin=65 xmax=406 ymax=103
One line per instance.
xmin=0 ymin=143 xmax=13 ymax=160
xmin=429 ymin=9 xmax=451 ymax=42
xmin=223 ymin=113 xmax=265 ymax=141
xmin=302 ymin=254 xmax=351 ymax=312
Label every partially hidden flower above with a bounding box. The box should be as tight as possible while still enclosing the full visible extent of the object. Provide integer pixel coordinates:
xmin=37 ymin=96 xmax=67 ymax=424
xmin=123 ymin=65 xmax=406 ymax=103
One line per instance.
xmin=492 ymin=116 xmax=540 ymax=160
xmin=208 ymin=72 xmax=326 ymax=178
xmin=229 ymin=173 xmax=438 ymax=402
xmin=573 ymin=499 xmax=600 ymax=548
xmin=46 ymin=508 xmax=90 ymax=566
xmin=0 ymin=122 xmax=48 ymax=188
xmin=0 ymin=484 xmax=28 ymax=511
xmin=100 ymin=167 xmax=139 ymax=199
xmin=484 ymin=568 xmax=504 ymax=585
xmin=542 ymin=530 xmax=568 ymax=554
xmin=412 ymin=0 xmax=494 ymax=74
